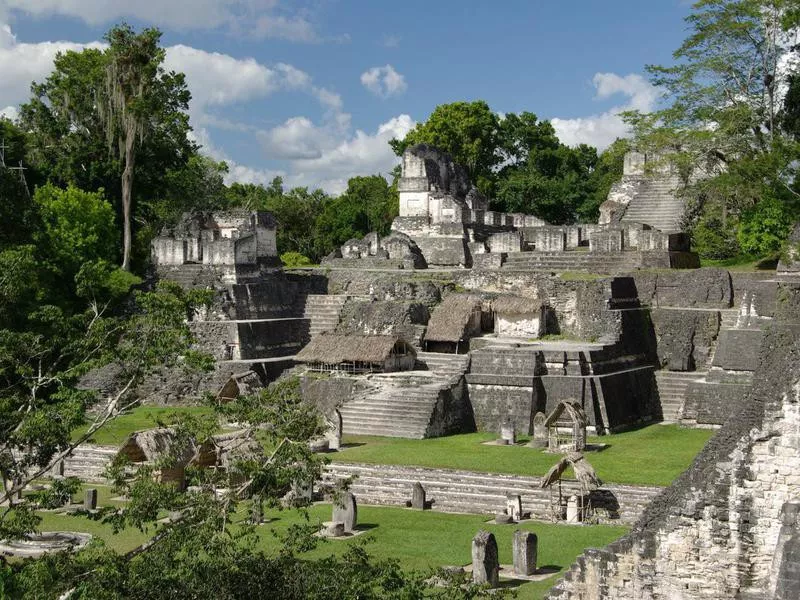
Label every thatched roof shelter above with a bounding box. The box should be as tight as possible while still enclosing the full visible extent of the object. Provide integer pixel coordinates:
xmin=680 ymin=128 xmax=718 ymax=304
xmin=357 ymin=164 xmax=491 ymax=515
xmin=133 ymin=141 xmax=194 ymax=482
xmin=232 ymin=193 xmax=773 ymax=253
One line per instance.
xmin=424 ymin=294 xmax=483 ymax=342
xmin=540 ymin=452 xmax=602 ymax=489
xmin=118 ymin=428 xmax=195 ymax=466
xmin=216 ymin=371 xmax=261 ymax=403
xmin=193 ymin=430 xmax=264 ymax=470
xmin=544 ymin=401 xmax=588 ymax=452
xmin=295 ymin=333 xmax=415 ymax=366
xmin=490 ymin=295 xmax=543 ymax=315
xmin=544 ymin=401 xmax=588 ymax=428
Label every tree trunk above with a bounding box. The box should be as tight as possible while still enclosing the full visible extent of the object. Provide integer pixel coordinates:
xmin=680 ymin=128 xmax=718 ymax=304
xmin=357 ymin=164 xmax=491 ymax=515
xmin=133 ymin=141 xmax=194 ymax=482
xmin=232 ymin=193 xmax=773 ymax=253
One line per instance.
xmin=121 ymin=132 xmax=136 ymax=271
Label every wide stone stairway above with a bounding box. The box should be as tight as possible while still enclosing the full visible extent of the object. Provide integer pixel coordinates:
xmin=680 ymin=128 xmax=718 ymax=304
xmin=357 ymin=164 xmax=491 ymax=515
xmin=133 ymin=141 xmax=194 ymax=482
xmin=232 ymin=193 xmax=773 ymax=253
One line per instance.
xmin=340 ymin=352 xmax=472 ymax=439
xmin=302 ymin=294 xmax=348 ymax=337
xmin=501 ymin=251 xmax=642 ymax=273
xmin=415 ymin=351 xmax=470 ymax=380
xmin=339 ymin=373 xmax=445 ymax=438
xmin=655 ymin=370 xmax=705 ymax=423
xmin=620 ymin=174 xmax=685 ymax=232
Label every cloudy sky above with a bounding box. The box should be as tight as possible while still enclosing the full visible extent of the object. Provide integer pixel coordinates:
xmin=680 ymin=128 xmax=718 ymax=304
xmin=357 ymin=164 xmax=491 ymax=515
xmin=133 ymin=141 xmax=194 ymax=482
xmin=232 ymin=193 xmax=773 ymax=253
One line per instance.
xmin=0 ymin=1 xmax=690 ymax=193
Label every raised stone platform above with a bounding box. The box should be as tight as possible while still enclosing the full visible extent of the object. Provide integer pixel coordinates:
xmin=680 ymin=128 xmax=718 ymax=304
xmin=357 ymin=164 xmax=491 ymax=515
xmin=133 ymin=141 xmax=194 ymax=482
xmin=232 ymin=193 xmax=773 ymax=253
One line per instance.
xmin=324 ymin=462 xmax=662 ymax=526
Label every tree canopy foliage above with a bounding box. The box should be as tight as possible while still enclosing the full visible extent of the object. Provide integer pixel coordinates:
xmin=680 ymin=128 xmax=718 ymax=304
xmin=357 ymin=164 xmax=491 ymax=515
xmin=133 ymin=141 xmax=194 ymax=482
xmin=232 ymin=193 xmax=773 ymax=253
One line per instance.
xmin=625 ymin=0 xmax=800 ymax=259
xmin=391 ymin=101 xmax=626 ymax=223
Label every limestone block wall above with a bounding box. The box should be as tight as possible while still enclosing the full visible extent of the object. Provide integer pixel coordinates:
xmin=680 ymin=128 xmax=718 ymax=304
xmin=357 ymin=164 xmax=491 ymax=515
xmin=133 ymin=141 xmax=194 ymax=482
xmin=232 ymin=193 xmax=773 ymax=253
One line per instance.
xmin=545 ymin=314 xmax=800 ymax=600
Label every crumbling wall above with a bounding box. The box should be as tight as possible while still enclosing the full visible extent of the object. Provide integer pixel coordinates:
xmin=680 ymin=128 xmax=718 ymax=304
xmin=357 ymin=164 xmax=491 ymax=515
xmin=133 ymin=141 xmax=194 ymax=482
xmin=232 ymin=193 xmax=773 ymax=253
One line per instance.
xmin=335 ymin=300 xmax=429 ymax=342
xmin=650 ymin=309 xmax=719 ymax=371
xmin=545 ymin=284 xmax=800 ymax=600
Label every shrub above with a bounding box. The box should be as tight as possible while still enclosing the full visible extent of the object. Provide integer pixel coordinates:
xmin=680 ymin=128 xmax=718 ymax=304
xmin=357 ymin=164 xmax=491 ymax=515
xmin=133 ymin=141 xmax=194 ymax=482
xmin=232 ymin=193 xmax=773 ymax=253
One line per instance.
xmin=281 ymin=252 xmax=314 ymax=267
xmin=692 ymin=216 xmax=739 ymax=260
xmin=737 ymin=196 xmax=794 ymax=257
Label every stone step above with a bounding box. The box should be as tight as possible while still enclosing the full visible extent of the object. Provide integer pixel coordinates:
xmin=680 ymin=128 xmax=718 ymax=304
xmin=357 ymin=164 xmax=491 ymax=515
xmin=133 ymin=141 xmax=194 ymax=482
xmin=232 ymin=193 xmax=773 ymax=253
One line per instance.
xmin=323 ymin=463 xmax=662 ymax=524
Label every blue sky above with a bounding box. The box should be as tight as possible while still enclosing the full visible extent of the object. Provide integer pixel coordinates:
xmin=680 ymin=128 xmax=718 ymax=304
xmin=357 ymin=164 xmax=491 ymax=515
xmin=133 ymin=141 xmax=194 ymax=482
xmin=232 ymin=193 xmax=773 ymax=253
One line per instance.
xmin=0 ymin=1 xmax=692 ymax=193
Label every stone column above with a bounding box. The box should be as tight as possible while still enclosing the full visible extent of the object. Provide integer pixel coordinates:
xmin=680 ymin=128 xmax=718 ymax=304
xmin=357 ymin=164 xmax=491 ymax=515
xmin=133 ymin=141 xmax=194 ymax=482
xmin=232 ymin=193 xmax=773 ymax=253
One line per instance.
xmin=512 ymin=530 xmax=538 ymax=576
xmin=411 ymin=482 xmax=426 ymax=510
xmin=566 ymin=495 xmax=581 ymax=523
xmin=506 ymin=494 xmax=522 ymax=521
xmin=84 ymin=488 xmax=98 ymax=511
xmin=471 ymin=530 xmax=500 ymax=587
xmin=500 ymin=423 xmax=516 ymax=445
xmin=333 ymin=491 xmax=357 ymax=532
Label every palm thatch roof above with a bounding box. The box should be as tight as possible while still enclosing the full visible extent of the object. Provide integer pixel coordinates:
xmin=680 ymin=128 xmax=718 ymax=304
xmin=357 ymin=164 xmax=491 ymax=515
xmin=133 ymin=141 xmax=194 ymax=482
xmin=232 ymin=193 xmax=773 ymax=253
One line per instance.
xmin=216 ymin=371 xmax=261 ymax=403
xmin=544 ymin=401 xmax=588 ymax=428
xmin=193 ymin=430 xmax=264 ymax=469
xmin=118 ymin=428 xmax=196 ymax=466
xmin=540 ymin=452 xmax=602 ymax=489
xmin=424 ymin=294 xmax=483 ymax=342
xmin=295 ymin=333 xmax=414 ymax=364
xmin=490 ymin=295 xmax=544 ymax=315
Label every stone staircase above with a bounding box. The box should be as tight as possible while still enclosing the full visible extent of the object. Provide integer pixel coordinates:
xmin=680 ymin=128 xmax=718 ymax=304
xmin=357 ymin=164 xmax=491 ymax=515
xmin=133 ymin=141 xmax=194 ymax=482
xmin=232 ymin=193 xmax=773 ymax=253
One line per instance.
xmin=157 ymin=264 xmax=219 ymax=289
xmin=302 ymin=294 xmax=348 ymax=337
xmin=620 ymin=175 xmax=685 ymax=232
xmin=339 ymin=375 xmax=444 ymax=439
xmin=501 ymin=251 xmax=642 ymax=273
xmin=323 ymin=462 xmax=662 ymax=525
xmin=415 ymin=352 xmax=471 ymax=380
xmin=656 ymin=370 xmax=706 ymax=423
xmin=56 ymin=445 xmax=118 ymax=482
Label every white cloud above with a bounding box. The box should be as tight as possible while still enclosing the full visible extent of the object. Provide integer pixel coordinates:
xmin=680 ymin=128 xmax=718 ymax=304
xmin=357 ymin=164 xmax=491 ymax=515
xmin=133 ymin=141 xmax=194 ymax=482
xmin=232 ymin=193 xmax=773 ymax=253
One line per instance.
xmin=0 ymin=105 xmax=18 ymax=120
xmin=257 ymin=116 xmax=330 ymax=160
xmin=0 ymin=24 xmax=104 ymax=109
xmin=360 ymin=65 xmax=407 ymax=98
xmin=162 ymin=45 xmax=342 ymax=134
xmin=283 ymin=114 xmax=415 ymax=193
xmin=0 ymin=0 xmax=329 ymax=41
xmin=252 ymin=14 xmax=318 ymax=42
xmin=551 ymin=72 xmax=660 ymax=149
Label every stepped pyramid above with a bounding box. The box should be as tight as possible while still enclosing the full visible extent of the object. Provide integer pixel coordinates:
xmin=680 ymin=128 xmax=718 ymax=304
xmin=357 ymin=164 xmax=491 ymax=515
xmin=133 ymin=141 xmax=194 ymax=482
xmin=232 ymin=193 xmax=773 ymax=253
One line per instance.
xmin=620 ymin=173 xmax=685 ymax=232
xmin=605 ymin=151 xmax=687 ymax=233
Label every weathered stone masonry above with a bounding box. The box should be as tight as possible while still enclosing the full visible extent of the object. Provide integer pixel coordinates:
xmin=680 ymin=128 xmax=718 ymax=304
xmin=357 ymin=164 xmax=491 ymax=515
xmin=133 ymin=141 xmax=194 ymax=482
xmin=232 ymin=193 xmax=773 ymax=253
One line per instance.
xmin=545 ymin=280 xmax=800 ymax=600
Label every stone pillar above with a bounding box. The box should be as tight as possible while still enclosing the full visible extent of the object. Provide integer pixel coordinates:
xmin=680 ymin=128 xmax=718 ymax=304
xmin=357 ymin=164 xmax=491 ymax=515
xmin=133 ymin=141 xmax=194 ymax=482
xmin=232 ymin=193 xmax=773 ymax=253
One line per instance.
xmin=84 ymin=488 xmax=98 ymax=511
xmin=506 ymin=494 xmax=522 ymax=521
xmin=564 ymin=226 xmax=581 ymax=249
xmin=512 ymin=530 xmax=538 ymax=576
xmin=325 ymin=410 xmax=342 ymax=451
xmin=775 ymin=534 xmax=800 ymax=599
xmin=411 ymin=482 xmax=426 ymax=510
xmin=534 ymin=227 xmax=566 ymax=252
xmin=566 ymin=495 xmax=581 ymax=523
xmin=250 ymin=494 xmax=263 ymax=524
xmin=333 ymin=491 xmax=357 ymax=532
xmin=529 ymin=412 xmax=548 ymax=448
xmin=500 ymin=423 xmax=516 ymax=445
xmin=471 ymin=530 xmax=500 ymax=587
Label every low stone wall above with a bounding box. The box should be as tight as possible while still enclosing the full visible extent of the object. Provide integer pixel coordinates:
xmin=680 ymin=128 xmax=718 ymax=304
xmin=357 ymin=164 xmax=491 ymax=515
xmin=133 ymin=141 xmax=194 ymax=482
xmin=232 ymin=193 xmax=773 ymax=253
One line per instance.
xmin=324 ymin=462 xmax=663 ymax=526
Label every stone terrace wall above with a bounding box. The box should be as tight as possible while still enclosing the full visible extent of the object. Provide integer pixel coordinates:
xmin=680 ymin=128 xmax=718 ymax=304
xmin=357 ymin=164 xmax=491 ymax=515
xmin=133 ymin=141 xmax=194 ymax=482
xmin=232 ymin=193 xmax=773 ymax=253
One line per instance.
xmin=545 ymin=281 xmax=800 ymax=600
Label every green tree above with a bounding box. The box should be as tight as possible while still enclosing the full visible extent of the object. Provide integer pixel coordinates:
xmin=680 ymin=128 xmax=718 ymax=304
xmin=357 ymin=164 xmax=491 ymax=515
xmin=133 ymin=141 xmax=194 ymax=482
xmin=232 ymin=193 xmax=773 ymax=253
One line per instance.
xmin=390 ymin=101 xmax=500 ymax=194
xmin=33 ymin=184 xmax=118 ymax=279
xmin=391 ymin=103 xmax=605 ymax=223
xmin=314 ymin=175 xmax=397 ymax=256
xmin=624 ymin=0 xmax=800 ymax=256
xmin=0 ymin=120 xmax=36 ymax=249
xmin=100 ymin=24 xmax=191 ymax=271
xmin=20 ymin=25 xmax=194 ymax=272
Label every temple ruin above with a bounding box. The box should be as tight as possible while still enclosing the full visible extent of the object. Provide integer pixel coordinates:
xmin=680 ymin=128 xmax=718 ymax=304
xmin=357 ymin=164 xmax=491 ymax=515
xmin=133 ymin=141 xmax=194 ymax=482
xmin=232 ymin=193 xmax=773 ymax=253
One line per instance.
xmin=58 ymin=144 xmax=800 ymax=599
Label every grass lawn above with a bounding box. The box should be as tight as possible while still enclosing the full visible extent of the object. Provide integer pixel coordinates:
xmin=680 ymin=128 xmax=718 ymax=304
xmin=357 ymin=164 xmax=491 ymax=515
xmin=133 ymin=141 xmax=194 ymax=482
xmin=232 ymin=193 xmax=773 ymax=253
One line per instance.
xmin=32 ymin=501 xmax=627 ymax=600
xmin=336 ymin=425 xmax=714 ymax=487
xmin=71 ymin=406 xmax=215 ymax=445
xmin=699 ymin=256 xmax=778 ymax=271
